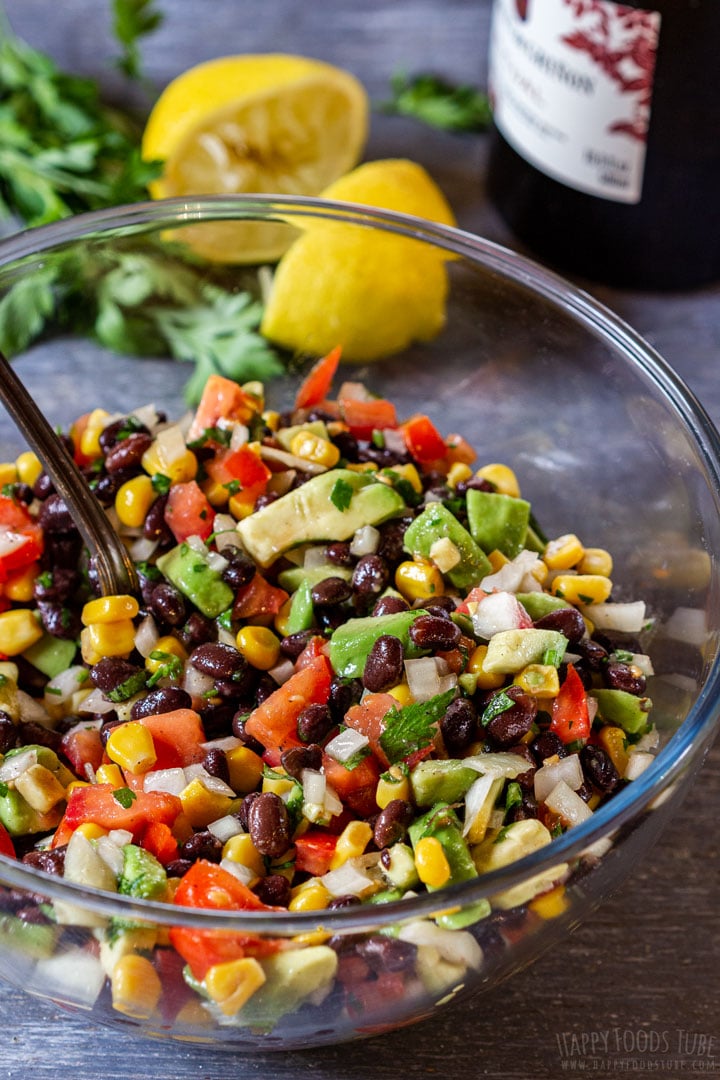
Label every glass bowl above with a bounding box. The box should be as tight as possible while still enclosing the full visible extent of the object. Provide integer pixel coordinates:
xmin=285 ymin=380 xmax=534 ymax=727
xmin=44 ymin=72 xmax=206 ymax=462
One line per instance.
xmin=0 ymin=196 xmax=718 ymax=1051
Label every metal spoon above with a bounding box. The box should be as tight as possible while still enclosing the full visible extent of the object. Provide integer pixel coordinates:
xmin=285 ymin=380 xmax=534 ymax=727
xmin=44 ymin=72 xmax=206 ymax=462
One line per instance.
xmin=0 ymin=350 xmax=138 ymax=597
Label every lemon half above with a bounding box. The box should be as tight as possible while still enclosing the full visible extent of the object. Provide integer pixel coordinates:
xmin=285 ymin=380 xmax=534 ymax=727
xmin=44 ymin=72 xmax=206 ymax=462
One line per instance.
xmin=142 ymin=54 xmax=369 ymax=263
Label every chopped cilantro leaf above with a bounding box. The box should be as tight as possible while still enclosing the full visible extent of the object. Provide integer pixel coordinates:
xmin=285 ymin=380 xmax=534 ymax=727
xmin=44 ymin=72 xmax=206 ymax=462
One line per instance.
xmin=151 ymin=473 xmax=171 ymax=495
xmin=223 ymin=479 xmax=241 ymax=496
xmin=505 ymin=781 xmax=523 ymax=814
xmin=113 ymin=787 xmax=137 ymax=809
xmin=330 ymin=477 xmax=354 ymax=512
xmin=379 ymin=689 xmax=456 ymax=764
xmin=480 ymin=690 xmax=515 ymax=728
xmin=0 ymin=782 xmax=8 ymax=798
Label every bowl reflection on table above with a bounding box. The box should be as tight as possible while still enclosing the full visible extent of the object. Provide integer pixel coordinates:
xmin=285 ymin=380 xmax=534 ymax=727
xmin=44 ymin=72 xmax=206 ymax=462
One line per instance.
xmin=0 ymin=196 xmax=718 ymax=1050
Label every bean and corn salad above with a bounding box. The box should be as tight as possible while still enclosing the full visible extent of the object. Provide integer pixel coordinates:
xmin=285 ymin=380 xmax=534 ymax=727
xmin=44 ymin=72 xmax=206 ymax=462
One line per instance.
xmin=0 ymin=348 xmax=657 ymax=1026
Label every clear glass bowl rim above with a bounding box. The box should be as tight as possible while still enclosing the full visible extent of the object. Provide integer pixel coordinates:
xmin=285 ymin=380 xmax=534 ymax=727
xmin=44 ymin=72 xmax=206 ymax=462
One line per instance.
xmin=0 ymin=193 xmax=719 ymax=932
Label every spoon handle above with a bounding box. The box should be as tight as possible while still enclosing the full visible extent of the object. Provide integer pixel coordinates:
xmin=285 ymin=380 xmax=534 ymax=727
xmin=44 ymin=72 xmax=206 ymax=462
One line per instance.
xmin=0 ymin=351 xmax=138 ymax=597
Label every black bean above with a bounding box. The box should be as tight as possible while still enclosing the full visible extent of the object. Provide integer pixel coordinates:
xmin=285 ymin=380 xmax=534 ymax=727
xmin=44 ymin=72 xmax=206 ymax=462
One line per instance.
xmin=104 ymin=432 xmax=153 ymax=473
xmin=357 ymin=445 xmax=409 ymax=468
xmin=409 ymin=614 xmax=461 ymax=651
xmin=221 ymin=552 xmax=255 ymax=591
xmin=331 ymin=431 xmax=359 ymax=461
xmin=203 ymin=748 xmax=230 ymax=785
xmin=424 ymin=595 xmax=457 ymax=614
xmin=377 ymin=520 xmax=411 ymax=565
xmin=32 ymin=472 xmax=55 ymax=500
xmin=22 ymin=847 xmax=66 ymax=876
xmin=91 ymin=658 xmax=141 ymax=694
xmin=13 ymin=656 xmax=49 ymax=696
xmin=327 ymin=894 xmax=362 ymax=910
xmin=362 ymin=634 xmax=404 ymax=693
xmin=253 ymin=874 xmax=291 ymax=907
xmin=99 ymin=717 xmax=120 ymax=746
xmin=165 ymin=859 xmax=193 ymax=878
xmin=33 ymin=568 xmax=79 ymax=604
xmin=17 ymin=721 xmax=61 ymax=753
xmin=131 ymin=686 xmax=193 ymax=719
xmin=180 ymin=612 xmax=217 ymax=648
xmin=530 ymin=730 xmax=567 ymax=764
xmin=507 ymin=743 xmax=537 ymax=789
xmin=236 ymin=792 xmax=261 ymax=831
xmin=352 ymin=555 xmax=389 ymax=597
xmin=328 ymin=678 xmax=363 ymax=724
xmin=576 ymin=780 xmax=594 ymax=803
xmin=247 ymin=792 xmax=291 ymax=858
xmin=231 ymin=714 xmax=265 ymax=755
xmin=440 ymin=697 xmax=477 ymax=755
xmin=280 ymin=744 xmax=323 ymax=780
xmin=44 ymin=532 xmax=82 ymax=571
xmin=506 ymin=791 xmax=539 ymax=822
xmin=200 ymin=702 xmax=237 ymax=741
xmin=254 ymin=675 xmax=276 ymax=704
xmin=36 ymin=600 xmax=81 ymax=640
xmin=143 ymin=496 xmax=172 ymax=543
xmin=581 ymin=744 xmax=620 ymax=793
xmin=455 ymin=478 xmax=494 ymax=495
xmin=373 ymin=799 xmax=414 ymax=849
xmin=533 ymin=607 xmax=587 ymax=645
xmin=180 ymin=830 xmax=223 ymax=863
xmin=189 ymin=642 xmax=246 ymax=681
xmin=16 ymin=906 xmax=52 ymax=926
xmin=575 ymin=638 xmax=609 ymax=670
xmin=570 ymin=660 xmax=595 ymax=691
xmin=0 ymin=712 xmax=17 ymax=755
xmin=318 ymin=608 xmax=346 ymax=634
xmin=279 ymin=630 xmax=318 ymax=660
xmin=149 ymin=583 xmax=186 ymax=627
xmin=602 ymin=661 xmax=646 ymax=696
xmin=38 ymin=494 xmax=76 ymax=534
xmin=98 ymin=417 xmax=149 ymax=454
xmin=372 ymin=595 xmax=409 ymax=617
xmin=296 ymin=702 xmax=334 ymax=744
xmin=6 ymin=482 xmax=34 ymax=505
xmin=484 ymin=686 xmax=537 ymax=748
xmin=254 ymin=492 xmax=278 ymax=511
xmin=357 ymin=935 xmax=417 ymax=974
xmin=325 ymin=542 xmax=354 ymax=567
xmin=311 ymin=576 xmax=353 ymax=608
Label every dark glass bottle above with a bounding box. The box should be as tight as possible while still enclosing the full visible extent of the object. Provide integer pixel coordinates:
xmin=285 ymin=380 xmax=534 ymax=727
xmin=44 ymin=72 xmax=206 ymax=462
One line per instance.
xmin=486 ymin=0 xmax=720 ymax=289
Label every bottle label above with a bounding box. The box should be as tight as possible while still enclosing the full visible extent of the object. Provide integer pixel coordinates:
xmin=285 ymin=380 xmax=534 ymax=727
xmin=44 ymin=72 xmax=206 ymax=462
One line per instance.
xmin=489 ymin=0 xmax=661 ymax=204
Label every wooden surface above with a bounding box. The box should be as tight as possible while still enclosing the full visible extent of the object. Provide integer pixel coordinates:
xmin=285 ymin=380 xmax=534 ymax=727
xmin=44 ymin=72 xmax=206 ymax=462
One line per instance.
xmin=1 ymin=2 xmax=720 ymax=1077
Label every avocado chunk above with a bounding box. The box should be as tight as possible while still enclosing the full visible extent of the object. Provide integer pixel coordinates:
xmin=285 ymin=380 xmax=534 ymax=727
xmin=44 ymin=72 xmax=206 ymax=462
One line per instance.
xmin=277 ymin=563 xmax=352 ymax=592
xmin=237 ymin=469 xmax=406 ymax=569
xmin=275 ymin=419 xmax=330 ymax=451
xmin=0 ymin=745 xmax=75 ymax=837
xmin=328 ymin=609 xmax=428 ymax=680
xmin=157 ymin=542 xmax=234 ymax=618
xmin=22 ymin=634 xmax=77 ymax=679
xmin=118 ymin=844 xmax=168 ymax=901
xmin=0 ymin=913 xmax=59 ymax=959
xmin=403 ymin=503 xmax=492 ymax=591
xmin=407 ymin=802 xmax=487 ymax=927
xmin=285 ymin=579 xmax=314 ymax=635
xmin=380 ymin=842 xmax=420 ymax=891
xmin=516 ymin=592 xmax=572 ymax=621
xmin=230 ymin=946 xmax=338 ymax=1028
xmin=591 ymin=688 xmax=653 ymax=734
xmin=466 ymin=489 xmax=531 ymax=558
xmin=410 ymin=759 xmax=479 ymax=806
xmin=482 ymin=628 xmax=568 ymax=674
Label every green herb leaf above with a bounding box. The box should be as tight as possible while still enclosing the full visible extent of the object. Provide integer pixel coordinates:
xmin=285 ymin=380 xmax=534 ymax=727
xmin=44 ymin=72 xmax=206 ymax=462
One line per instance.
xmin=480 ymin=690 xmax=515 ymax=728
xmin=330 ymin=477 xmax=354 ymax=512
xmin=112 ymin=0 xmax=164 ymax=82
xmin=113 ymin=787 xmax=138 ymax=809
xmin=151 ymin=473 xmax=171 ymax=496
xmin=0 ymin=781 xmax=8 ymax=798
xmin=107 ymin=668 xmax=148 ymax=703
xmin=379 ymin=689 xmax=456 ymax=764
xmin=505 ymin=781 xmax=523 ymax=814
xmin=146 ymin=650 xmax=185 ymax=688
xmin=380 ymin=72 xmax=492 ymax=132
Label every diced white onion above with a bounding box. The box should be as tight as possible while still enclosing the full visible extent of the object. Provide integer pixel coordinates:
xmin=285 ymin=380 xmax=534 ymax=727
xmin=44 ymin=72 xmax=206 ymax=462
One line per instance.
xmin=629 ymin=652 xmax=654 ymax=676
xmin=463 ymin=751 xmax=530 ymax=779
xmin=0 ymin=530 xmax=29 ymax=557
xmin=469 ymin=591 xmax=533 ymax=639
xmin=61 ymin=718 xmax=103 ymax=744
xmin=200 ymin=735 xmax=241 ymax=753
xmin=229 ymin=423 xmax=250 ymax=451
xmin=324 ymin=728 xmax=370 ymax=763
xmin=44 ymin=665 xmax=90 ymax=705
xmin=324 ymin=783 xmax=344 ymax=817
xmin=624 ymin=750 xmax=655 ymax=781
xmin=130 ymin=403 xmax=161 ymax=432
xmin=321 ymin=861 xmax=375 ymax=897
xmin=16 ymin=690 xmax=54 ymax=726
xmin=338 ymin=380 xmax=371 ymax=402
xmin=350 ymin=525 xmax=380 ymax=557
xmin=429 ymin=537 xmax=461 ymax=573
xmin=94 ymin=835 xmax=125 ymax=877
xmin=184 ymin=764 xmax=236 ymax=798
xmin=534 ymin=754 xmax=583 ymax=802
xmin=143 ymin=768 xmax=188 ymax=796
xmin=397 ymin=919 xmax=483 ymax=969
xmin=260 ymin=445 xmax=326 ymax=474
xmin=268 ymin=658 xmax=295 ymax=685
xmin=544 ymin=779 xmax=593 ymax=827
xmin=462 ymin=773 xmax=497 ymax=837
xmin=33 ymin=950 xmax=106 ymax=1008
xmin=213 ymin=513 xmax=244 ymax=552
xmin=302 ymin=545 xmax=328 ymax=569
xmin=207 ymin=815 xmax=245 ymax=843
xmin=664 ymin=605 xmax=708 ymax=646
xmin=76 ymin=688 xmax=116 ymax=715
xmin=633 ymin=727 xmax=659 ymax=753
xmin=182 ymin=662 xmax=216 ymax=699
xmin=302 ymin=768 xmax=327 ymax=808
xmin=107 ymin=829 xmax=133 ymax=847
xmin=185 ymin=534 xmax=207 ymax=555
xmin=155 ymin=423 xmax=187 ymax=465
xmin=480 ymin=550 xmax=541 ymax=595
xmin=0 ymin=747 xmax=38 ymax=782
xmin=581 ymin=600 xmax=647 ymax=633
xmin=220 ymin=859 xmax=257 ymax=886
xmin=381 ymin=428 xmax=407 ymax=456
xmin=587 ymin=696 xmax=599 ymax=725
xmin=128 ymin=536 xmax=158 ymax=562
xmin=216 ymin=626 xmax=237 ymax=648
xmin=404 ymin=656 xmax=457 ymax=702
xmin=134 ymin=614 xmax=160 ymax=659
xmin=206 ymin=550 xmax=229 ymax=575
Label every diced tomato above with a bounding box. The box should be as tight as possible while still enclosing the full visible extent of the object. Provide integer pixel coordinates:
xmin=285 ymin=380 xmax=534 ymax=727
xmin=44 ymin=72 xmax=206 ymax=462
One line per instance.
xmin=294 ymin=635 xmax=328 ymax=668
xmin=344 ymin=692 xmax=396 ymax=767
xmin=244 ymin=654 xmax=332 ymax=751
xmin=136 ymin=707 xmax=207 ymax=769
xmin=187 ymin=375 xmax=259 ymax=442
xmin=232 ymin=573 xmax=289 ymax=620
xmin=549 ymin=663 xmax=590 ymax=744
xmin=54 ymin=784 xmax=182 ymax=845
xmin=294 ymin=346 xmax=342 ymax=410
xmin=322 ymin=752 xmax=381 ymax=818
xmin=402 ymin=414 xmax=448 ymax=464
xmin=205 ymin=444 xmax=272 ymax=492
xmin=163 ymin=481 xmax=215 ymax=543
xmin=141 ymin=821 xmax=180 ymax=866
xmin=59 ymin=723 xmax=105 ymax=778
xmin=349 ymin=969 xmax=406 ymax=1018
xmin=0 ymin=822 xmax=16 ymax=859
xmin=0 ymin=495 xmax=44 ymax=577
xmin=293 ymin=830 xmax=338 ymax=876
xmin=444 ymin=432 xmax=477 ymax=467
xmin=338 ymin=397 xmax=398 ymax=439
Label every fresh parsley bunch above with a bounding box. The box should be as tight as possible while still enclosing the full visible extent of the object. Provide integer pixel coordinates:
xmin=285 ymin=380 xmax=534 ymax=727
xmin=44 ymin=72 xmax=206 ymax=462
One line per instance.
xmin=380 ymin=72 xmax=492 ymax=133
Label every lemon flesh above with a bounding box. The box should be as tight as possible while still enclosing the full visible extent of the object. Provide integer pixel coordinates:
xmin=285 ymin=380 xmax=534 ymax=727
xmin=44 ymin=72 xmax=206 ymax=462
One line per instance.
xmin=261 ymin=159 xmax=457 ymax=361
xmin=142 ymin=54 xmax=368 ymax=263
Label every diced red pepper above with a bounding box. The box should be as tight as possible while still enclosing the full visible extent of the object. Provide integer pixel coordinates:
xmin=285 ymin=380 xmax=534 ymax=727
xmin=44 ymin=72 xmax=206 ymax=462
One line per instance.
xmin=0 ymin=495 xmax=44 ymax=577
xmin=0 ymin=821 xmax=16 ymax=859
xmin=322 ymin=752 xmax=382 ymax=818
xmin=141 ymin=820 xmax=180 ymax=866
xmin=244 ymin=654 xmax=332 ymax=751
xmin=294 ymin=346 xmax=342 ymax=410
xmin=401 ymin=413 xmax=447 ymax=464
xmin=294 ymin=635 xmax=328 ymax=669
xmin=188 ymin=374 xmax=259 ymax=442
xmin=293 ymin=830 xmax=338 ymax=876
xmin=338 ymin=397 xmax=398 ymax=440
xmin=205 ymin=444 xmax=272 ymax=492
xmin=549 ymin=663 xmax=590 ymax=744
xmin=444 ymin=432 xmax=477 ymax=467
xmin=232 ymin=572 xmax=289 ymax=620
xmin=163 ymin=481 xmax=215 ymax=543
xmin=53 ymin=784 xmax=182 ymax=845
xmin=136 ymin=708 xmax=207 ymax=769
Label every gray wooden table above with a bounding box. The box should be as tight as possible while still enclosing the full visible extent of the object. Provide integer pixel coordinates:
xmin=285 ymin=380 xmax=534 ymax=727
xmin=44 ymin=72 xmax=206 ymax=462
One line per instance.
xmin=1 ymin=2 xmax=719 ymax=1077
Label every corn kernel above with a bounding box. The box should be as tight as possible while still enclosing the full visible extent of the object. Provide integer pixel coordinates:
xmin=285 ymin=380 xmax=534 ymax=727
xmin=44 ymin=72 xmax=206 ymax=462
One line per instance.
xmin=4 ymin=562 xmax=39 ymax=603
xmin=236 ymin=625 xmax=281 ymax=671
xmin=543 ymin=534 xmax=586 ymax=571
xmin=529 ymin=884 xmax=569 ymax=919
xmin=262 ymin=410 xmax=281 ymax=432
xmin=111 ymin=954 xmax=162 ymax=1019
xmin=0 ymin=608 xmax=43 ymax=655
xmin=345 ymin=461 xmax=378 ymax=474
xmin=201 ymin=477 xmax=230 ymax=508
xmin=80 ymin=620 xmax=136 ymax=665
xmin=144 ymin=635 xmax=187 ymax=673
xmin=428 ymin=537 xmax=461 ymax=573
xmin=95 ymin=763 xmax=125 ymax=787
xmin=376 ymin=764 xmax=411 ymax=809
xmin=242 ymin=381 xmax=264 ymax=409
xmin=529 ymin=559 xmax=549 ymax=586
xmin=446 ymin=462 xmax=473 ymax=488
xmin=80 ymin=408 xmax=111 ymax=459
xmin=114 ymin=475 xmax=157 ymax=529
xmin=226 ymin=745 xmax=264 ymax=794
xmin=66 ymin=780 xmax=91 ymax=794
xmin=382 ymin=462 xmax=423 ymax=495
xmin=15 ymin=450 xmax=43 ymax=487
xmin=205 ymin=957 xmax=266 ymax=1016
xmin=599 ymin=725 xmax=630 ymax=776
xmin=262 ymin=770 xmax=294 ymax=799
xmin=228 ymin=491 xmax=256 ymax=520
xmin=514 ymin=664 xmax=560 ymax=699
xmin=76 ymin=822 xmax=109 ymax=841
xmin=415 ymin=836 xmax=451 ymax=888
xmin=0 ymin=463 xmax=18 ymax=486
xmin=475 ymin=463 xmax=520 ymax=498
xmin=395 ymin=559 xmax=445 ymax=602
xmin=289 ymin=879 xmax=332 ymax=912
xmin=292 ymin=929 xmax=333 ymax=947
xmin=222 ymin=833 xmax=265 ymax=878
xmin=467 ymin=645 xmax=505 ymax=690
xmin=578 ymin=547 xmax=613 ymax=577
xmin=141 ymin=441 xmax=198 ymax=485
xmin=82 ymin=594 xmax=139 ymax=626
xmin=180 ymin=777 xmax=234 ymax=827
xmin=487 ymin=549 xmax=510 ymax=573
xmin=14 ymin=763 xmax=67 ymax=812
xmin=273 ymin=597 xmax=294 ymax=638
xmin=289 ymin=431 xmax=340 ymax=469
xmin=106 ymin=721 xmax=157 ymax=775
xmin=387 ymin=682 xmax=414 ymax=707
xmin=551 ymin=574 xmax=613 ymax=606
xmin=330 ymin=820 xmax=373 ymax=869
